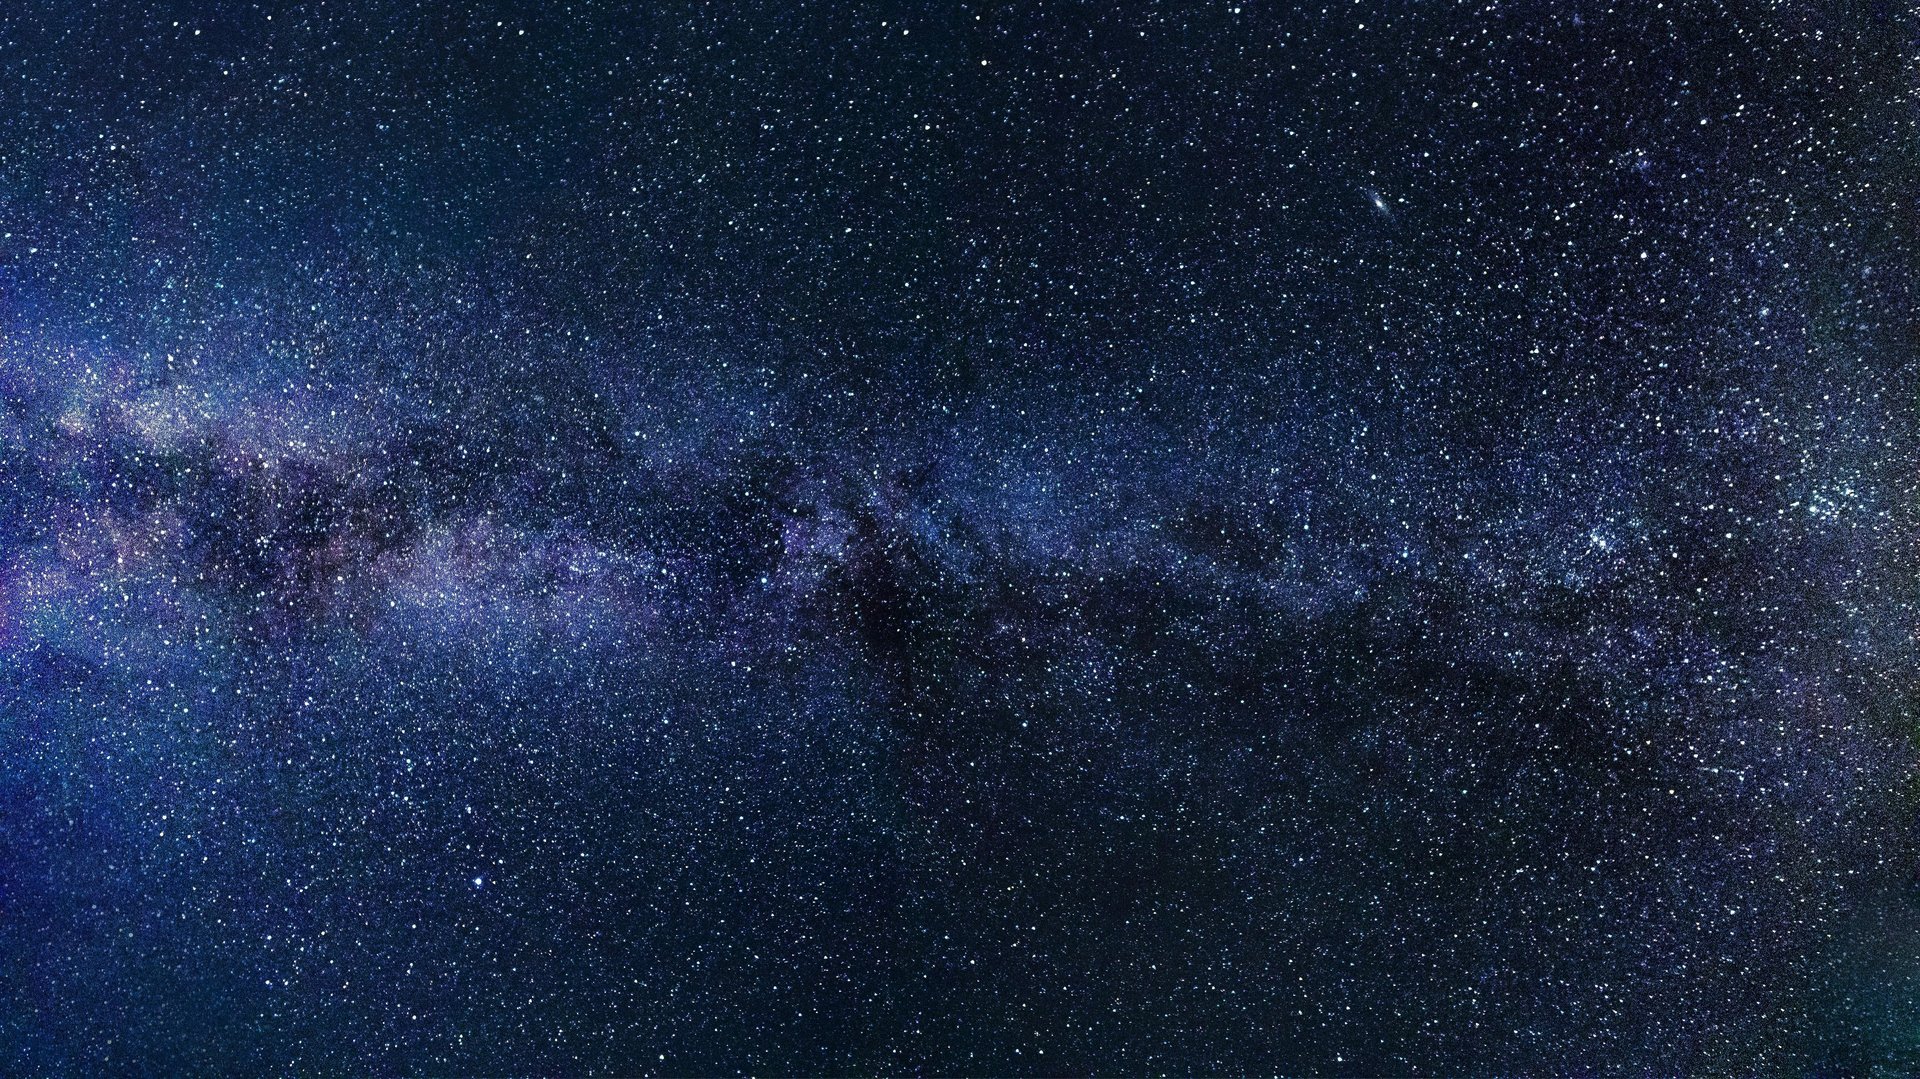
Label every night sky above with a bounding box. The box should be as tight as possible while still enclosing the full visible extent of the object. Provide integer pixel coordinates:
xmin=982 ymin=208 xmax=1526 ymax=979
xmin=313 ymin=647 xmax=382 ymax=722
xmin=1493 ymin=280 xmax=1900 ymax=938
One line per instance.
xmin=3 ymin=2 xmax=1919 ymax=1074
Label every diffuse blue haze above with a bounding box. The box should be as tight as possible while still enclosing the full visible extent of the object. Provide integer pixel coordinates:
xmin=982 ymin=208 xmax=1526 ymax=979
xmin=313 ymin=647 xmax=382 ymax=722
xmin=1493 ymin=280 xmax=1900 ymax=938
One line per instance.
xmin=3 ymin=2 xmax=1919 ymax=1073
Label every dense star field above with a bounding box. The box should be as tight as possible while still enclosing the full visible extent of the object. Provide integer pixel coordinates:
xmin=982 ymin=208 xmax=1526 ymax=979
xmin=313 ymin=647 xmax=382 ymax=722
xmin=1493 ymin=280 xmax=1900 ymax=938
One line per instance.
xmin=3 ymin=1 xmax=1920 ymax=1073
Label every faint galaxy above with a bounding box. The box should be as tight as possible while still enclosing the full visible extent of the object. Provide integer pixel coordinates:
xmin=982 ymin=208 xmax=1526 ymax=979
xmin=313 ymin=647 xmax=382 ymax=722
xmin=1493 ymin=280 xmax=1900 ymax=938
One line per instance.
xmin=3 ymin=2 xmax=1920 ymax=1074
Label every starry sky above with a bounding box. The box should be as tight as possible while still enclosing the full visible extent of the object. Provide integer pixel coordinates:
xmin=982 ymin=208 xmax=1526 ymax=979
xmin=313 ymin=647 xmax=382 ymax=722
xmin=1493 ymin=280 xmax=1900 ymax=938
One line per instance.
xmin=3 ymin=1 xmax=1919 ymax=1074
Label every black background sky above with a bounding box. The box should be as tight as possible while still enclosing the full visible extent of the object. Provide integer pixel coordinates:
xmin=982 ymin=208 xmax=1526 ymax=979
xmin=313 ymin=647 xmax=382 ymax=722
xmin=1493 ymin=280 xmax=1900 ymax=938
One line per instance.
xmin=4 ymin=1 xmax=1920 ymax=1073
